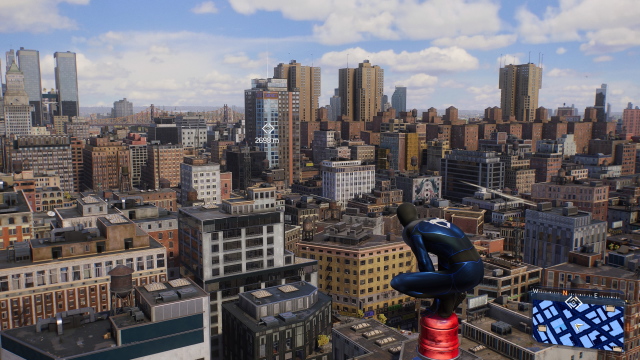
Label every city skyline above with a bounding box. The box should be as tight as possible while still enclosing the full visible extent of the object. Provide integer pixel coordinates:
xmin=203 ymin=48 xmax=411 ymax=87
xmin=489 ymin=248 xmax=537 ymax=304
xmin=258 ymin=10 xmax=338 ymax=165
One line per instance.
xmin=0 ymin=0 xmax=638 ymax=113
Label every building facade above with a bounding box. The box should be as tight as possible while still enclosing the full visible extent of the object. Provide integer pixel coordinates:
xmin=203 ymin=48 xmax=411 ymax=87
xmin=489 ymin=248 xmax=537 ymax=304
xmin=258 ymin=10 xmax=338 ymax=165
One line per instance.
xmin=339 ymin=60 xmax=384 ymax=122
xmin=391 ymin=86 xmax=407 ymax=113
xmin=16 ymin=48 xmax=43 ymax=126
xmin=442 ymin=150 xmax=505 ymax=202
xmin=142 ymin=143 xmax=182 ymax=189
xmin=82 ymin=136 xmax=131 ymax=191
xmin=54 ymin=51 xmax=79 ymax=119
xmin=274 ymin=60 xmax=321 ymax=123
xmin=3 ymin=62 xmax=33 ymax=137
xmin=322 ymin=160 xmax=375 ymax=204
xmin=111 ymin=97 xmax=133 ymax=118
xmin=499 ymin=63 xmax=543 ymax=122
xmin=180 ymin=156 xmax=222 ymax=206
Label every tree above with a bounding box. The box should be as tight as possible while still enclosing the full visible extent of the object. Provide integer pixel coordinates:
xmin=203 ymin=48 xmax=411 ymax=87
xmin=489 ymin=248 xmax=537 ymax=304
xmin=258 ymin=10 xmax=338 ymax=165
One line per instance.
xmin=378 ymin=314 xmax=387 ymax=324
xmin=317 ymin=335 xmax=329 ymax=347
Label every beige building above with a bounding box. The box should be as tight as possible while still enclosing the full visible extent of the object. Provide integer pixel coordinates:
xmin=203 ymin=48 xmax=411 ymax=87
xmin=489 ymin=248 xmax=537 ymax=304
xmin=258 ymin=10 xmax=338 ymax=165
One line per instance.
xmin=53 ymin=116 xmax=68 ymax=135
xmin=339 ymin=60 xmax=384 ymax=122
xmin=499 ymin=63 xmax=542 ymax=122
xmin=0 ymin=215 xmax=167 ymax=331
xmin=274 ymin=60 xmax=321 ymax=122
xmin=501 ymin=154 xmax=536 ymax=194
xmin=299 ymin=223 xmax=417 ymax=321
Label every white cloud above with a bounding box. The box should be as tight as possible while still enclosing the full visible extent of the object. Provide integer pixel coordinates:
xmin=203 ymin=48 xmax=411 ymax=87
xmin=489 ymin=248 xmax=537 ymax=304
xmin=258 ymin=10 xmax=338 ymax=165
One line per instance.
xmin=496 ymin=53 xmax=524 ymax=67
xmin=229 ymin=0 xmax=502 ymax=45
xmin=397 ymin=74 xmax=438 ymax=88
xmin=191 ymin=1 xmax=218 ymax=14
xmin=516 ymin=0 xmax=640 ymax=54
xmin=593 ymin=55 xmax=613 ymax=62
xmin=0 ymin=0 xmax=89 ymax=33
xmin=320 ymin=46 xmax=479 ymax=73
xmin=611 ymin=89 xmax=624 ymax=95
xmin=432 ymin=34 xmax=517 ymax=50
xmin=441 ymin=80 xmax=466 ymax=89
xmin=465 ymin=85 xmax=500 ymax=107
xmin=546 ymin=68 xmax=583 ymax=77
xmin=556 ymin=47 xmax=567 ymax=54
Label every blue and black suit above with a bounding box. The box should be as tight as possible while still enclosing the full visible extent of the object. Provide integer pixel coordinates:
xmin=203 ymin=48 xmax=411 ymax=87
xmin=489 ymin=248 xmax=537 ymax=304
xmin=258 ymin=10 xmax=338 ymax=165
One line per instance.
xmin=390 ymin=218 xmax=484 ymax=317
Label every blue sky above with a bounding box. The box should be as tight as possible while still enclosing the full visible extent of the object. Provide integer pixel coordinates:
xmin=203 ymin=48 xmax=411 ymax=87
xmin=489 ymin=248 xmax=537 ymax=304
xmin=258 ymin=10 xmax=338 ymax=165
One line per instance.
xmin=1 ymin=0 xmax=639 ymax=112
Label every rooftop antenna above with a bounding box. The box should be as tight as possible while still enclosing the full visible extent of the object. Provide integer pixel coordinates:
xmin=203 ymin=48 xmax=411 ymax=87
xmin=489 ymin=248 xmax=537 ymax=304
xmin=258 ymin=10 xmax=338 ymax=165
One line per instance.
xmin=500 ymin=54 xmax=502 ymax=68
xmin=347 ymin=53 xmax=349 ymax=69
xmin=538 ymin=52 xmax=541 ymax=67
xmin=266 ymin=40 xmax=269 ymax=79
xmin=541 ymin=54 xmax=544 ymax=69
xmin=529 ymin=51 xmax=531 ymax=64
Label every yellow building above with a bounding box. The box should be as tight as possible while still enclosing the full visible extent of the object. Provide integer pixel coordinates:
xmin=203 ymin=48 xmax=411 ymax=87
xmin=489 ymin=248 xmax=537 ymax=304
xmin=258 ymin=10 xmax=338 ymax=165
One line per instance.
xmin=298 ymin=222 xmax=418 ymax=325
xmin=405 ymin=132 xmax=419 ymax=171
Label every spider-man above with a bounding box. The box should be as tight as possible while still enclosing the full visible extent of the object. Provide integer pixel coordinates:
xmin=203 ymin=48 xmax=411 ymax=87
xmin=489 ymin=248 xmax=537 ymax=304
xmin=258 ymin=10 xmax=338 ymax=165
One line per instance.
xmin=391 ymin=203 xmax=484 ymax=318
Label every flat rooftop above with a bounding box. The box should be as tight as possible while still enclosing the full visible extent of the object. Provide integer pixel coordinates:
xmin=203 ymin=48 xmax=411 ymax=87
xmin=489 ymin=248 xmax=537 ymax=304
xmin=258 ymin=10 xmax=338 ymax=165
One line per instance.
xmin=179 ymin=205 xmax=280 ymax=222
xmin=242 ymin=281 xmax=317 ymax=306
xmin=0 ymin=237 xmax=164 ymax=270
xmin=309 ymin=232 xmax=405 ymax=250
xmin=464 ymin=316 xmax=552 ymax=351
xmin=3 ymin=313 xmax=115 ymax=358
xmin=547 ymin=262 xmax=639 ymax=280
xmin=56 ymin=207 xmax=119 ymax=220
xmin=333 ymin=319 xmax=411 ymax=360
xmin=223 ymin=285 xmax=331 ymax=334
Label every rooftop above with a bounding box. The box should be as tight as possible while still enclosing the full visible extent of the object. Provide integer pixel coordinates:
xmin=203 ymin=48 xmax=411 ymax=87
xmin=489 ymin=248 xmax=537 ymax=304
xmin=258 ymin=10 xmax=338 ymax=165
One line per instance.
xmin=333 ymin=319 xmax=412 ymax=360
xmin=464 ymin=316 xmax=552 ymax=351
xmin=179 ymin=204 xmax=281 ymax=222
xmin=547 ymin=262 xmax=640 ymax=280
xmin=2 ymin=279 xmax=206 ymax=359
xmin=242 ymin=281 xmax=316 ymax=307
xmin=55 ymin=206 xmax=119 ymax=220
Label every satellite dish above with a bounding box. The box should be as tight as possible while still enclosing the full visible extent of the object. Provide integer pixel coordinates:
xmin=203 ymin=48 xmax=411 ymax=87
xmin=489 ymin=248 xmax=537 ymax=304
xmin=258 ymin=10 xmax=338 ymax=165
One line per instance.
xmin=47 ymin=211 xmax=55 ymax=217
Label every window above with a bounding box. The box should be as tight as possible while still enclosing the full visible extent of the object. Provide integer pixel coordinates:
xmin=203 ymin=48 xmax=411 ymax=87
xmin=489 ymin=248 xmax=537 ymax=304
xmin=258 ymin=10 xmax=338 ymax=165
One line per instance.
xmin=94 ymin=263 xmax=102 ymax=277
xmin=157 ymin=254 xmax=165 ymax=268
xmin=60 ymin=268 xmax=68 ymax=282
xmin=36 ymin=271 xmax=45 ymax=286
xmin=147 ymin=255 xmax=154 ymax=269
xmin=158 ymin=233 xmax=163 ymax=240
xmin=25 ymin=273 xmax=34 ymax=288
xmin=72 ymin=266 xmax=81 ymax=281
xmin=137 ymin=257 xmax=144 ymax=271
xmin=105 ymin=261 xmax=113 ymax=274
xmin=83 ymin=264 xmax=91 ymax=279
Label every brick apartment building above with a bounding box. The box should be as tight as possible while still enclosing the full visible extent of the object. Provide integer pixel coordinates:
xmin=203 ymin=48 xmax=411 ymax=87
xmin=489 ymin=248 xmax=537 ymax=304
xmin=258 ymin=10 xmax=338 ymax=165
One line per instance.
xmin=82 ymin=136 xmax=130 ymax=191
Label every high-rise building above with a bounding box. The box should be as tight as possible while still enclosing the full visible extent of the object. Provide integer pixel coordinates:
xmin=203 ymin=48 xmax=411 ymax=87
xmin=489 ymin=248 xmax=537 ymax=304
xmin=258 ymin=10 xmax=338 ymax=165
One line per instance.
xmin=111 ymin=97 xmax=133 ymax=118
xmin=523 ymin=202 xmax=607 ymax=268
xmin=180 ymin=156 xmax=222 ymax=206
xmin=499 ymin=63 xmax=543 ymax=122
xmin=623 ymin=107 xmax=640 ymax=137
xmin=147 ymin=116 xmax=180 ymax=145
xmin=16 ymin=48 xmax=43 ymax=126
xmin=322 ymin=160 xmax=375 ymax=204
xmin=225 ymin=146 xmax=267 ymax=190
xmin=123 ymin=133 xmax=147 ymax=188
xmin=82 ymin=136 xmax=131 ymax=191
xmin=607 ymin=102 xmax=612 ymax=121
xmin=329 ymin=88 xmax=341 ymax=121
xmin=338 ymin=60 xmax=384 ymax=122
xmin=595 ymin=84 xmax=607 ymax=122
xmin=391 ymin=86 xmax=407 ymax=113
xmin=177 ymin=187 xmax=318 ymax=358
xmin=142 ymin=142 xmax=182 ymax=189
xmin=529 ymin=152 xmax=562 ymax=183
xmin=70 ymin=136 xmax=84 ymax=193
xmin=442 ymin=150 xmax=505 ymax=202
xmin=274 ymin=60 xmax=321 ymax=123
xmin=245 ymin=78 xmax=301 ymax=186
xmin=500 ymin=154 xmax=536 ymax=194
xmin=5 ymin=49 xmax=15 ymax=73
xmin=3 ymin=62 xmax=32 ymax=136
xmin=54 ymin=51 xmax=79 ymax=119
xmin=3 ymin=135 xmax=74 ymax=192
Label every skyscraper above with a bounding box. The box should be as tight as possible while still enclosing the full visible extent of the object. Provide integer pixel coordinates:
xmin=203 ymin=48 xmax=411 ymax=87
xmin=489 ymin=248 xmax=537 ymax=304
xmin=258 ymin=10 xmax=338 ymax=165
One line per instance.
xmin=245 ymin=78 xmax=301 ymax=186
xmin=499 ymin=63 xmax=543 ymax=122
xmin=5 ymin=49 xmax=15 ymax=73
xmin=391 ymin=86 xmax=407 ymax=112
xmin=54 ymin=51 xmax=79 ymax=119
xmin=3 ymin=62 xmax=33 ymax=136
xmin=16 ymin=48 xmax=43 ymax=126
xmin=338 ymin=60 xmax=384 ymax=122
xmin=595 ymin=84 xmax=607 ymax=122
xmin=329 ymin=87 xmax=341 ymax=121
xmin=273 ymin=60 xmax=320 ymax=122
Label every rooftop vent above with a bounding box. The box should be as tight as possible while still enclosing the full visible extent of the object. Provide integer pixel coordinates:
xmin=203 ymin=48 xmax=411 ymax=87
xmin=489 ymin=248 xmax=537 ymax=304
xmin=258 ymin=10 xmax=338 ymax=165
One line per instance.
xmin=278 ymin=285 xmax=298 ymax=293
xmin=492 ymin=269 xmax=503 ymax=277
xmin=144 ymin=283 xmax=167 ymax=292
xmin=159 ymin=291 xmax=179 ymax=302
xmin=278 ymin=312 xmax=297 ymax=323
xmin=168 ymin=278 xmax=191 ymax=288
xmin=82 ymin=196 xmax=100 ymax=204
xmin=105 ymin=214 xmax=128 ymax=224
xmin=537 ymin=202 xmax=552 ymax=212
xmin=375 ymin=337 xmax=397 ymax=347
xmin=388 ymin=346 xmax=402 ymax=355
xmin=491 ymin=321 xmax=512 ymax=335
xmin=363 ymin=329 xmax=384 ymax=339
xmin=351 ymin=322 xmax=371 ymax=331
xmin=260 ymin=316 xmax=279 ymax=326
xmin=177 ymin=287 xmax=198 ymax=299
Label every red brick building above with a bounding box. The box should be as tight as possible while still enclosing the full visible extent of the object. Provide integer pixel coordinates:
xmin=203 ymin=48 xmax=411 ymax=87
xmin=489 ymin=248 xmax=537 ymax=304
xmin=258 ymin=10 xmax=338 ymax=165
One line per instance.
xmin=623 ymin=107 xmax=640 ymax=137
xmin=70 ymin=136 xmax=84 ymax=193
xmin=82 ymin=136 xmax=130 ymax=191
xmin=497 ymin=122 xmax=522 ymax=139
xmin=360 ymin=131 xmax=380 ymax=146
xmin=113 ymin=188 xmax=177 ymax=212
xmin=425 ymin=124 xmax=451 ymax=142
xmin=521 ymin=122 xmax=543 ymax=151
xmin=483 ymin=106 xmax=502 ymax=122
xmin=451 ymin=124 xmax=478 ymax=150
xmin=592 ymin=121 xmax=616 ymax=140
xmin=542 ymin=120 xmax=568 ymax=141
xmin=301 ymin=121 xmax=320 ymax=148
xmin=478 ymin=123 xmax=497 ymax=139
xmin=220 ymin=172 xmax=232 ymax=200
xmin=567 ymin=122 xmax=593 ymax=154
xmin=529 ymin=153 xmax=562 ymax=183
xmin=341 ymin=121 xmax=365 ymax=141
xmin=531 ymin=182 xmax=609 ymax=221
